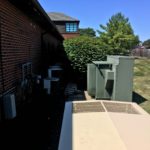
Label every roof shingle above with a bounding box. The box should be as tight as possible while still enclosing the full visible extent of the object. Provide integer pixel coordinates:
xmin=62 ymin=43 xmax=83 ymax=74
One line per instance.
xmin=48 ymin=12 xmax=79 ymax=21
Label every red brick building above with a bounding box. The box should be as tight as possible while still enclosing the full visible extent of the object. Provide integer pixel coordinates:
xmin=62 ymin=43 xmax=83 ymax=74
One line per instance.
xmin=48 ymin=12 xmax=80 ymax=39
xmin=0 ymin=0 xmax=64 ymax=119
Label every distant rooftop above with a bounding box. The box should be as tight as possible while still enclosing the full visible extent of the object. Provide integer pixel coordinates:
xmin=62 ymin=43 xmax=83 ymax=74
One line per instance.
xmin=48 ymin=12 xmax=79 ymax=22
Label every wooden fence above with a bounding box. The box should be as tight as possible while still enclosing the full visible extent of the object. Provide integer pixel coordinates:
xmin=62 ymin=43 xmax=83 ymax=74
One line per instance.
xmin=131 ymin=49 xmax=150 ymax=58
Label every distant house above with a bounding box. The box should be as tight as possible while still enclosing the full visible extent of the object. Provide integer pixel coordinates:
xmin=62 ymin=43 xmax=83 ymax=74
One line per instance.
xmin=0 ymin=0 xmax=64 ymax=120
xmin=48 ymin=12 xmax=80 ymax=39
xmin=132 ymin=45 xmax=150 ymax=58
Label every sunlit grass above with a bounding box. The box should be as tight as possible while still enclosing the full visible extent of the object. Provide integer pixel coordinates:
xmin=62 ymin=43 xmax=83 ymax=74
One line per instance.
xmin=133 ymin=58 xmax=150 ymax=113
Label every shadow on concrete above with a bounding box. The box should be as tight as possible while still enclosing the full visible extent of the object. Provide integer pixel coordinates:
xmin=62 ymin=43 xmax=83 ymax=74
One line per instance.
xmin=48 ymin=94 xmax=65 ymax=150
xmin=132 ymin=91 xmax=147 ymax=104
xmin=0 ymin=91 xmax=47 ymax=150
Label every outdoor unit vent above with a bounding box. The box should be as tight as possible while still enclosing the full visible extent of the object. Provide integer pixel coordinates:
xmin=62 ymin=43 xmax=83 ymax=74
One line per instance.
xmin=73 ymin=102 xmax=105 ymax=113
xmin=72 ymin=101 xmax=140 ymax=115
xmin=48 ymin=65 xmax=63 ymax=78
xmin=103 ymin=102 xmax=140 ymax=114
xmin=44 ymin=65 xmax=63 ymax=95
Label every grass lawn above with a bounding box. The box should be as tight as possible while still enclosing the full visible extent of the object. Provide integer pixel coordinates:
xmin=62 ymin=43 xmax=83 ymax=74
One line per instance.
xmin=133 ymin=58 xmax=150 ymax=113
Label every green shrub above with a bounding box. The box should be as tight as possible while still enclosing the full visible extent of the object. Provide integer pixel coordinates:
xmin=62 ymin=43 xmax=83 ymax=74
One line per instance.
xmin=64 ymin=36 xmax=112 ymax=73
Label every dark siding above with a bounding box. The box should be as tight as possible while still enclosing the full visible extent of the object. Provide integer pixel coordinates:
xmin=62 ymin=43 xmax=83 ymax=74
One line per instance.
xmin=42 ymin=33 xmax=61 ymax=69
xmin=54 ymin=22 xmax=66 ymax=33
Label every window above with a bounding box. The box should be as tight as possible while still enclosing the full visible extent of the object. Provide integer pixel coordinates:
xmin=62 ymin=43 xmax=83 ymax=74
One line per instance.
xmin=66 ymin=23 xmax=78 ymax=32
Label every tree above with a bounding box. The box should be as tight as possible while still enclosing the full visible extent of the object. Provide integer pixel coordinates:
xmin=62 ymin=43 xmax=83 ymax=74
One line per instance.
xmin=97 ymin=13 xmax=139 ymax=55
xmin=79 ymin=27 xmax=96 ymax=37
xmin=143 ymin=39 xmax=150 ymax=48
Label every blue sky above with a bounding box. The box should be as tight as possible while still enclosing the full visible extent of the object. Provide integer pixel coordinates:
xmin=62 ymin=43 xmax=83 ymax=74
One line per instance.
xmin=38 ymin=0 xmax=150 ymax=42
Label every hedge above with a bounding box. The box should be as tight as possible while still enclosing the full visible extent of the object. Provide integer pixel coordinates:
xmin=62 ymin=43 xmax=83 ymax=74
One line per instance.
xmin=63 ymin=36 xmax=112 ymax=73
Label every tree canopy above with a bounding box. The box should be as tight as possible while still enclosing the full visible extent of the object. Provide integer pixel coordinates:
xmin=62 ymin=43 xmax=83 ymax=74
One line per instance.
xmin=79 ymin=27 xmax=96 ymax=37
xmin=63 ymin=13 xmax=140 ymax=75
xmin=97 ymin=13 xmax=139 ymax=55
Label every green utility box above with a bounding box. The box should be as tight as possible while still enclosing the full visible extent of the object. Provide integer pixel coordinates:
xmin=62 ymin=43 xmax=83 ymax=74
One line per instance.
xmin=87 ymin=64 xmax=96 ymax=97
xmin=87 ymin=55 xmax=134 ymax=102
xmin=87 ymin=62 xmax=113 ymax=99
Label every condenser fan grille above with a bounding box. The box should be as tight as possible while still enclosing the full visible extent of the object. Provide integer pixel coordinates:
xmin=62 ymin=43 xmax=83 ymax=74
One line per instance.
xmin=73 ymin=101 xmax=140 ymax=114
xmin=103 ymin=102 xmax=139 ymax=114
xmin=73 ymin=102 xmax=105 ymax=113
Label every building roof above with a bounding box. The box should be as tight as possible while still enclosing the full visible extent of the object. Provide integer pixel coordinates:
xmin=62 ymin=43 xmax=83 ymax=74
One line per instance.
xmin=48 ymin=12 xmax=79 ymax=22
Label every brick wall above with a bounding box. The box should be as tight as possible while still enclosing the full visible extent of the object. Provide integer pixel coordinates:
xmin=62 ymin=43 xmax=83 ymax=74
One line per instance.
xmin=0 ymin=0 xmax=62 ymax=97
xmin=0 ymin=61 xmax=3 ymax=96
xmin=62 ymin=33 xmax=80 ymax=39
xmin=0 ymin=1 xmax=2 ymax=95
xmin=1 ymin=0 xmax=42 ymax=93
